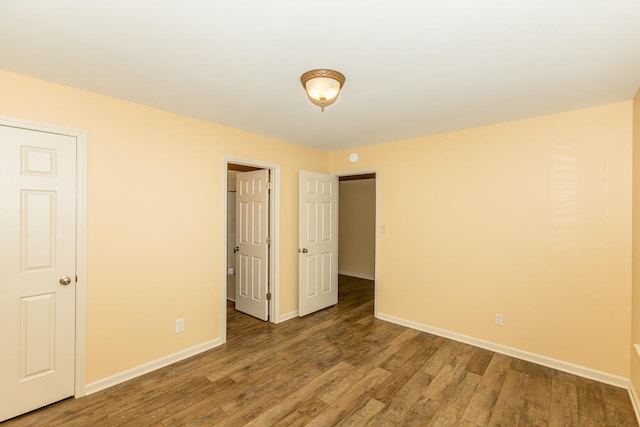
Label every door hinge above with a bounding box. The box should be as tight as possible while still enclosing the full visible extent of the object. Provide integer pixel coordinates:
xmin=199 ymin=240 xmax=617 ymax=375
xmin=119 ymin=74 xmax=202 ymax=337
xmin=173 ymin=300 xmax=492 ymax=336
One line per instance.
xmin=266 ymin=292 xmax=272 ymax=301
xmin=266 ymin=237 xmax=271 ymax=246
xmin=266 ymin=182 xmax=272 ymax=190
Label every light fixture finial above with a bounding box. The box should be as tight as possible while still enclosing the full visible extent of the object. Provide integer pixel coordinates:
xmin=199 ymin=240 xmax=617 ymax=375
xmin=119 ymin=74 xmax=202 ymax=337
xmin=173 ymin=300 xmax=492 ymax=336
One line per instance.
xmin=301 ymin=69 xmax=345 ymax=111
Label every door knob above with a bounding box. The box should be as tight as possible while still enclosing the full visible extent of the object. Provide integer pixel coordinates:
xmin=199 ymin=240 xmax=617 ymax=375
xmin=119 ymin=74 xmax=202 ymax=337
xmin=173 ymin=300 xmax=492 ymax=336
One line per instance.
xmin=233 ymin=246 xmax=240 ymax=253
xmin=59 ymin=276 xmax=72 ymax=286
xmin=299 ymin=248 xmax=308 ymax=253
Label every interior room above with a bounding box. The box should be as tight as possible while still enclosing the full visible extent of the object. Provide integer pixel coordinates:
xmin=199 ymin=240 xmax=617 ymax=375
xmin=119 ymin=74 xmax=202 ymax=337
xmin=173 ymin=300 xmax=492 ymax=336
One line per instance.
xmin=1 ymin=1 xmax=640 ymax=425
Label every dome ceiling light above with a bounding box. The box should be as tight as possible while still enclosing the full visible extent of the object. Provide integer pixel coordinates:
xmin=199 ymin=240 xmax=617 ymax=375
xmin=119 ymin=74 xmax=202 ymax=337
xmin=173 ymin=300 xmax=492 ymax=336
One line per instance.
xmin=300 ymin=69 xmax=346 ymax=112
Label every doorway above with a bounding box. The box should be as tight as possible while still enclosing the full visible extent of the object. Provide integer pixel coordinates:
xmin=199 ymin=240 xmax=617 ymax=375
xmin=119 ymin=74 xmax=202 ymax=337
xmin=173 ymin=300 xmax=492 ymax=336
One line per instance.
xmin=336 ymin=171 xmax=378 ymax=315
xmin=222 ymin=158 xmax=280 ymax=341
xmin=338 ymin=173 xmax=376 ymax=280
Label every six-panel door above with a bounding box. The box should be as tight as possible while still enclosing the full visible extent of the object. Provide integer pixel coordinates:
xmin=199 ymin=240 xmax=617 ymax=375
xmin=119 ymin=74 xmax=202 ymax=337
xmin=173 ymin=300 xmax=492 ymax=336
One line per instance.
xmin=235 ymin=169 xmax=270 ymax=321
xmin=298 ymin=171 xmax=338 ymax=317
xmin=0 ymin=125 xmax=76 ymax=422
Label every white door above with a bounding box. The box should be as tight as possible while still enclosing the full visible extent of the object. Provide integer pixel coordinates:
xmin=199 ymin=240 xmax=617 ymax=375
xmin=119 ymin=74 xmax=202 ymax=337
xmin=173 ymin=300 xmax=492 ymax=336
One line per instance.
xmin=298 ymin=171 xmax=338 ymax=316
xmin=235 ymin=169 xmax=270 ymax=321
xmin=0 ymin=125 xmax=76 ymax=422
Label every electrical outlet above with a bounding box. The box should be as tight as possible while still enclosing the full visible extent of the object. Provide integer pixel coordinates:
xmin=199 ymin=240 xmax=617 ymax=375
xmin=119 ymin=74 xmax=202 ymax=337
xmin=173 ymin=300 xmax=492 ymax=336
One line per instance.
xmin=495 ymin=313 xmax=504 ymax=326
xmin=176 ymin=318 xmax=185 ymax=333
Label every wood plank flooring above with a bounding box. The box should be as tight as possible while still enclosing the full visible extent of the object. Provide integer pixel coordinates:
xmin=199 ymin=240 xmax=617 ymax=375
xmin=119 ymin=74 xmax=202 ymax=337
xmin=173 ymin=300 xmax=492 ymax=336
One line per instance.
xmin=5 ymin=275 xmax=637 ymax=426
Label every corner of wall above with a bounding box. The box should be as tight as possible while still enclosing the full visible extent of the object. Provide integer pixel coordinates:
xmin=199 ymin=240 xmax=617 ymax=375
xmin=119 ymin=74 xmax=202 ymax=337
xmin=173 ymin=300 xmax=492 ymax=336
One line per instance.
xmin=630 ymin=84 xmax=640 ymax=420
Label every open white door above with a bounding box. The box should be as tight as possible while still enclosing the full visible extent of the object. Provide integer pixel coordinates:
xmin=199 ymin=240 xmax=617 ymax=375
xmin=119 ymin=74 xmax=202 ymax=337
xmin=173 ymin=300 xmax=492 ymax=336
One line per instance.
xmin=298 ymin=171 xmax=338 ymax=317
xmin=235 ymin=169 xmax=270 ymax=321
xmin=0 ymin=125 xmax=76 ymax=422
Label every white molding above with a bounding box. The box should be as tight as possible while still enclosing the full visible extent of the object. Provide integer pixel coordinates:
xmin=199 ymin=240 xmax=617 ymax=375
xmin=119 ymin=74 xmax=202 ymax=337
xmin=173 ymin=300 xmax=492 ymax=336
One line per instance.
xmin=272 ymin=166 xmax=281 ymax=323
xmin=377 ymin=312 xmax=629 ymax=388
xmin=74 ymin=128 xmax=88 ymax=397
xmin=221 ymin=163 xmax=229 ymax=343
xmin=0 ymin=116 xmax=88 ymax=397
xmin=279 ymin=311 xmax=299 ymax=323
xmin=85 ymin=338 xmax=223 ymax=395
xmin=338 ymin=270 xmax=375 ymax=280
xmin=373 ymin=171 xmax=379 ymax=317
xmin=333 ymin=168 xmax=378 ymax=178
xmin=629 ymin=379 xmax=640 ymax=425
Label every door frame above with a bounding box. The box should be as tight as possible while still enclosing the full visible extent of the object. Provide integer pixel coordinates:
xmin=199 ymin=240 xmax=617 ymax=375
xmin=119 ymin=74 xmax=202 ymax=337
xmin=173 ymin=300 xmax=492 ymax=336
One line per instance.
xmin=222 ymin=157 xmax=280 ymax=340
xmin=0 ymin=116 xmax=88 ymax=397
xmin=333 ymin=168 xmax=379 ymax=317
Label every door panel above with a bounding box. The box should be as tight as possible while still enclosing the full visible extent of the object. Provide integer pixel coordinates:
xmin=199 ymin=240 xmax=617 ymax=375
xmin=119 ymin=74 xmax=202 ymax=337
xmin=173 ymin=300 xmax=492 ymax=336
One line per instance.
xmin=235 ymin=169 xmax=269 ymax=321
xmin=0 ymin=125 xmax=76 ymax=422
xmin=299 ymin=171 xmax=338 ymax=316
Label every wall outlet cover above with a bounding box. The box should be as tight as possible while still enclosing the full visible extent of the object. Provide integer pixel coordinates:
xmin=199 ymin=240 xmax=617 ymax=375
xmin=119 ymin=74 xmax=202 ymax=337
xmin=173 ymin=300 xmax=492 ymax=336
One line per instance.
xmin=176 ymin=318 xmax=185 ymax=333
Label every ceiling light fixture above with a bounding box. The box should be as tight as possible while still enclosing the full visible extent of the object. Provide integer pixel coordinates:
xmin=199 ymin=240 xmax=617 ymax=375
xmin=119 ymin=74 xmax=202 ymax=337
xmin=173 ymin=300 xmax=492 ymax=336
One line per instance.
xmin=300 ymin=69 xmax=345 ymax=112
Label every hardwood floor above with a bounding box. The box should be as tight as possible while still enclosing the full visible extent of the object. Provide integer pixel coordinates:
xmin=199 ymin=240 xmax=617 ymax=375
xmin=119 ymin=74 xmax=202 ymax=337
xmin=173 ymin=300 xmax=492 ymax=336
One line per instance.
xmin=5 ymin=275 xmax=637 ymax=426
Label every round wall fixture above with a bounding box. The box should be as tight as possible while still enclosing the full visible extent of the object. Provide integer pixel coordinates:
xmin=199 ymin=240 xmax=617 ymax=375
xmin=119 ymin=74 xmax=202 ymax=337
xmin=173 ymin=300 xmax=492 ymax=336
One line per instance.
xmin=348 ymin=153 xmax=359 ymax=163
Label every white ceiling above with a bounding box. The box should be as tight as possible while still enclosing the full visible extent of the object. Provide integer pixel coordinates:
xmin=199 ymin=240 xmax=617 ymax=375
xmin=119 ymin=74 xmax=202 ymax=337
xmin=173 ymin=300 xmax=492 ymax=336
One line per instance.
xmin=1 ymin=1 xmax=640 ymax=151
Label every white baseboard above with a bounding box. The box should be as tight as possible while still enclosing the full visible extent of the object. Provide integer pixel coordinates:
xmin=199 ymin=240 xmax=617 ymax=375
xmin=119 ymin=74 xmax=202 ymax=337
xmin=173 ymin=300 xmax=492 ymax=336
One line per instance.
xmin=629 ymin=380 xmax=640 ymax=425
xmin=85 ymin=338 xmax=223 ymax=395
xmin=278 ymin=310 xmax=299 ymax=323
xmin=338 ymin=270 xmax=375 ymax=280
xmin=376 ymin=312 xmax=628 ymax=388
xmin=630 ymin=345 xmax=640 ymax=424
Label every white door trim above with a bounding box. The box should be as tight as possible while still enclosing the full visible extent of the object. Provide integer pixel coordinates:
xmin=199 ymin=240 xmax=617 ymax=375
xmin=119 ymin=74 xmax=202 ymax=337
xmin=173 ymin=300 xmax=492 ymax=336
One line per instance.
xmin=333 ymin=168 xmax=379 ymax=318
xmin=0 ymin=116 xmax=88 ymax=398
xmin=222 ymin=157 xmax=280 ymax=342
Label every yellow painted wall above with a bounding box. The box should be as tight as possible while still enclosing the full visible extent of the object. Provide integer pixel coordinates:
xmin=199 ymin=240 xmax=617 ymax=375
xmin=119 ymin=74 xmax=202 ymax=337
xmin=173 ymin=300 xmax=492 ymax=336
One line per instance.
xmin=338 ymin=179 xmax=376 ymax=278
xmin=0 ymin=70 xmax=329 ymax=383
xmin=631 ymin=87 xmax=640 ymax=394
xmin=331 ymin=102 xmax=632 ymax=377
xmin=1 ymin=68 xmax=634 ymax=385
